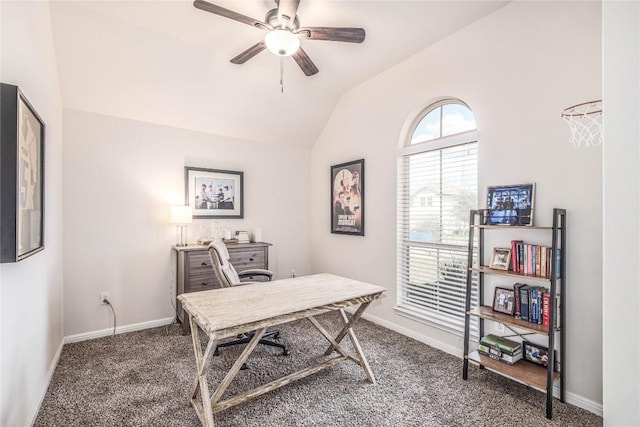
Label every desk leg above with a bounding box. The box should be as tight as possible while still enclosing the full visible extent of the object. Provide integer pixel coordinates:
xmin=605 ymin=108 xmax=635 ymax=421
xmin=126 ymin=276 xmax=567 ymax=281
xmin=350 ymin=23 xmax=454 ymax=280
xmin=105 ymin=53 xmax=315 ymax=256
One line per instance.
xmin=338 ymin=309 xmax=375 ymax=384
xmin=323 ymin=301 xmax=371 ymax=356
xmin=189 ymin=315 xmax=216 ymax=427
xmin=210 ymin=327 xmax=267 ymax=409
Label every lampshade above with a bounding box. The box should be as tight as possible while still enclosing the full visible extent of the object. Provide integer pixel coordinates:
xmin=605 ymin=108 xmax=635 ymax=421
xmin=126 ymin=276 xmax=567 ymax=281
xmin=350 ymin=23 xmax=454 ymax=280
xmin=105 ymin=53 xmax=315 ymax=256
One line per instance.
xmin=264 ymin=29 xmax=300 ymax=57
xmin=170 ymin=206 xmax=193 ymax=224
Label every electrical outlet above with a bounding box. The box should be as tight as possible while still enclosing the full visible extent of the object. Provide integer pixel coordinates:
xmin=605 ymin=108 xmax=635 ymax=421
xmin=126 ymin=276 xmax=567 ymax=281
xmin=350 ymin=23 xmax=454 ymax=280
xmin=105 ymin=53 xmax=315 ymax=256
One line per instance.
xmin=100 ymin=291 xmax=110 ymax=305
xmin=496 ymin=322 xmax=506 ymax=334
xmin=291 ymin=269 xmax=296 ymax=278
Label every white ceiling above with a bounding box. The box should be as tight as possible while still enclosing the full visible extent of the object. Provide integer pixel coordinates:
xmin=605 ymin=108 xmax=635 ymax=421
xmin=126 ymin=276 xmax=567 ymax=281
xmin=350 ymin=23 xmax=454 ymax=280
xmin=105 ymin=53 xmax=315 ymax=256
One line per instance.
xmin=50 ymin=0 xmax=508 ymax=147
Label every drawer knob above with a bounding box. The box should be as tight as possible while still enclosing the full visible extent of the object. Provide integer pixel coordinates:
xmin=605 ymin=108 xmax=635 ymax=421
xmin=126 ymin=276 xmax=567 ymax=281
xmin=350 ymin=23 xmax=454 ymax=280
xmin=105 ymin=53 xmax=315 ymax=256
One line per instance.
xmin=201 ymin=262 xmax=208 ymax=266
xmin=201 ymin=282 xmax=208 ymax=287
xmin=249 ymin=258 xmax=254 ymax=262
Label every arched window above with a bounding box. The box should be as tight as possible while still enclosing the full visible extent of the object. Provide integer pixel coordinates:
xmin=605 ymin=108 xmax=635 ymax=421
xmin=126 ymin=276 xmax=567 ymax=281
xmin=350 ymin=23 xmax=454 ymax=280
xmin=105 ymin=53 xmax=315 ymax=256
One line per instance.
xmin=396 ymin=99 xmax=478 ymax=336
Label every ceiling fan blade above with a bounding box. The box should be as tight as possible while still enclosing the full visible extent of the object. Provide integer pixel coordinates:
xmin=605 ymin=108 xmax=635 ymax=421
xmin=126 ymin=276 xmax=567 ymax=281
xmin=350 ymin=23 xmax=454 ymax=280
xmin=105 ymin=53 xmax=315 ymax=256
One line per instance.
xmin=292 ymin=47 xmax=319 ymax=76
xmin=230 ymin=40 xmax=267 ymax=64
xmin=276 ymin=0 xmax=300 ymax=27
xmin=194 ymin=0 xmax=264 ymax=28
xmin=298 ymin=27 xmax=365 ymax=43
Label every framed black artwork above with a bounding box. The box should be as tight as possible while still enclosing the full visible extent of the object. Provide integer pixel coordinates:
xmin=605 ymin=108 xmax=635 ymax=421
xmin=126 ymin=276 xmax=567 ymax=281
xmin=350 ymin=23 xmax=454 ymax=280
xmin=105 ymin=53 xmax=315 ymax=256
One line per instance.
xmin=185 ymin=166 xmax=244 ymax=219
xmin=331 ymin=159 xmax=364 ymax=236
xmin=1 ymin=83 xmax=45 ymax=263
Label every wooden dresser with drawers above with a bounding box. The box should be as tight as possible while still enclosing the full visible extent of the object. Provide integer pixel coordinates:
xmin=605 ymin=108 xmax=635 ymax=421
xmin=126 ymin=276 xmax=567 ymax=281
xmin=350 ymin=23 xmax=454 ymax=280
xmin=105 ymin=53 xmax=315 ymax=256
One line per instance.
xmin=173 ymin=242 xmax=272 ymax=333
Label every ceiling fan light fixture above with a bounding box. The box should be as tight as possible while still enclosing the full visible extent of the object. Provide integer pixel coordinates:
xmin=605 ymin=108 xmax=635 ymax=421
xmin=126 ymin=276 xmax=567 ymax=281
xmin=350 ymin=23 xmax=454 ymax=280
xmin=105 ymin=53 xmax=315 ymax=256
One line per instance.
xmin=264 ymin=29 xmax=300 ymax=57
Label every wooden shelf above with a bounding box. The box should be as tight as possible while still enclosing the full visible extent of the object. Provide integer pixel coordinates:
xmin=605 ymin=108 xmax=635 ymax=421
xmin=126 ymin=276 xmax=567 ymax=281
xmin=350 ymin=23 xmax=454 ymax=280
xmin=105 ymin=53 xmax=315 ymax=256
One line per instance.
xmin=471 ymin=266 xmax=558 ymax=282
xmin=468 ymin=306 xmax=551 ymax=335
xmin=471 ymin=224 xmax=555 ymax=230
xmin=466 ymin=351 xmax=560 ymax=391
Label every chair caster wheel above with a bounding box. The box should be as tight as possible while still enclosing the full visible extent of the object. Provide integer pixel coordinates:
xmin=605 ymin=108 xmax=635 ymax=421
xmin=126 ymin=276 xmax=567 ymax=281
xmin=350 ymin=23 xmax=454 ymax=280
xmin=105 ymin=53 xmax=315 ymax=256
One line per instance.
xmin=283 ymin=349 xmax=291 ymax=356
xmin=273 ymin=332 xmax=281 ymax=339
xmin=240 ymin=363 xmax=249 ymax=370
xmin=214 ymin=349 xmax=220 ymax=356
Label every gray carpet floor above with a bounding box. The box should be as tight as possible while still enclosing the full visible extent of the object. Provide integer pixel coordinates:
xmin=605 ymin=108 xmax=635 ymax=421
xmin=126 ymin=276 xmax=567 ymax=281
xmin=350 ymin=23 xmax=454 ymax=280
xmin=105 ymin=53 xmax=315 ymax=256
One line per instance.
xmin=35 ymin=312 xmax=602 ymax=426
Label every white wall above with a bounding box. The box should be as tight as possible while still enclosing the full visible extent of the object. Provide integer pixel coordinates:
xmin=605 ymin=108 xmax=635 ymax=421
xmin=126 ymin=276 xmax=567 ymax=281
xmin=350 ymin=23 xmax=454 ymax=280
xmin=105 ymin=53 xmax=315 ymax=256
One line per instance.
xmin=602 ymin=1 xmax=640 ymax=425
xmin=62 ymin=110 xmax=311 ymax=337
xmin=310 ymin=1 xmax=602 ymax=412
xmin=0 ymin=2 xmax=64 ymax=426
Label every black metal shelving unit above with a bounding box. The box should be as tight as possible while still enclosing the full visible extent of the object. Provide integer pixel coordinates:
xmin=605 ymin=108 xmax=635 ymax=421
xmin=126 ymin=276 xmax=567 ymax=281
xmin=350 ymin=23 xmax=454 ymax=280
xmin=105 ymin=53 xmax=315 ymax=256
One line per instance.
xmin=462 ymin=208 xmax=566 ymax=419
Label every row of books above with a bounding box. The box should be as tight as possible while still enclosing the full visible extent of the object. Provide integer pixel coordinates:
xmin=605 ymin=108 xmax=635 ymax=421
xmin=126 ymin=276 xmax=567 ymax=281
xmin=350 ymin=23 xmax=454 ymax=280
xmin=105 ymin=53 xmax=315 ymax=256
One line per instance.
xmin=514 ymin=283 xmax=560 ymax=328
xmin=510 ymin=240 xmax=561 ymax=279
xmin=479 ymin=334 xmax=522 ymax=365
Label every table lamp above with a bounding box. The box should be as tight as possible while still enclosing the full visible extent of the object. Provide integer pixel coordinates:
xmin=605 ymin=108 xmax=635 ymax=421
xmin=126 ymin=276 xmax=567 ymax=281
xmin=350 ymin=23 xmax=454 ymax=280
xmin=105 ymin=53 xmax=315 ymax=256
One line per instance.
xmin=171 ymin=205 xmax=193 ymax=247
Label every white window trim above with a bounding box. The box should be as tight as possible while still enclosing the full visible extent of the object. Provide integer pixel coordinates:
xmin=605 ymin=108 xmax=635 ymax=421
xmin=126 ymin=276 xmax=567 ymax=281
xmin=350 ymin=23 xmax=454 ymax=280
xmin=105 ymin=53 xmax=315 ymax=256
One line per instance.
xmin=395 ymin=99 xmax=478 ymax=338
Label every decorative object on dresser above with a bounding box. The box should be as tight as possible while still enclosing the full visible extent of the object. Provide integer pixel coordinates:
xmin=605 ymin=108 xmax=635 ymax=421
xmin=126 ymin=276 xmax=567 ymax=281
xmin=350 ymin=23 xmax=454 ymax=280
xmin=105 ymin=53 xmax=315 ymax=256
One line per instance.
xmin=331 ymin=158 xmax=364 ymax=236
xmin=1 ymin=83 xmax=45 ymax=263
xmin=462 ymin=208 xmax=566 ymax=419
xmin=170 ymin=205 xmax=193 ymax=247
xmin=485 ymin=183 xmax=535 ymax=226
xmin=185 ymin=166 xmax=244 ymax=219
xmin=173 ymin=241 xmax=272 ymax=334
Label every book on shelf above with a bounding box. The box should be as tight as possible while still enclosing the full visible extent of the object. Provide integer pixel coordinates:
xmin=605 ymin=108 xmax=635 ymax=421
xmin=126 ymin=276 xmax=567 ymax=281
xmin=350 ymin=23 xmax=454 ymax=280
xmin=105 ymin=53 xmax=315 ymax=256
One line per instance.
xmin=479 ymin=334 xmax=523 ymax=365
xmin=514 ymin=283 xmax=526 ymax=319
xmin=235 ymin=231 xmax=250 ymax=243
xmin=511 ymin=240 xmax=523 ymax=272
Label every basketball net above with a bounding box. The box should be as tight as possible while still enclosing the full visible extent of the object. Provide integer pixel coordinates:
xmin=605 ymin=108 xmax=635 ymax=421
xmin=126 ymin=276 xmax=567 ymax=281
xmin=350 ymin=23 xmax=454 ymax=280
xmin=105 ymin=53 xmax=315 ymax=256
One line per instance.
xmin=561 ymin=100 xmax=603 ymax=148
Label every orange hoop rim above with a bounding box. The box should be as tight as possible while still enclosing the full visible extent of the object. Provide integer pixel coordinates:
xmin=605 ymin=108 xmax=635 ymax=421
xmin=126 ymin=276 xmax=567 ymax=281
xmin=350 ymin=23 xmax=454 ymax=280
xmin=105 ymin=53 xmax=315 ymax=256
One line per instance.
xmin=561 ymin=99 xmax=603 ymax=118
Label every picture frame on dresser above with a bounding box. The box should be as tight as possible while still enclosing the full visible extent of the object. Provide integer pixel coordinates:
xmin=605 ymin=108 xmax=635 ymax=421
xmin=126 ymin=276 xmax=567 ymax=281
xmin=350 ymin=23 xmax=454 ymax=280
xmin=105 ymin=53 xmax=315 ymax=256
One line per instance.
xmin=185 ymin=166 xmax=243 ymax=219
xmin=0 ymin=83 xmax=45 ymax=263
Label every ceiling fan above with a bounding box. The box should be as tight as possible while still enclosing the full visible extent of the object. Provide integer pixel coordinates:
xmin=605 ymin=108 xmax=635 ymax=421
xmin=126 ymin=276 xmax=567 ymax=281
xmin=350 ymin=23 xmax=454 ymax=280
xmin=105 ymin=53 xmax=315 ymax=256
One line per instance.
xmin=193 ymin=0 xmax=366 ymax=76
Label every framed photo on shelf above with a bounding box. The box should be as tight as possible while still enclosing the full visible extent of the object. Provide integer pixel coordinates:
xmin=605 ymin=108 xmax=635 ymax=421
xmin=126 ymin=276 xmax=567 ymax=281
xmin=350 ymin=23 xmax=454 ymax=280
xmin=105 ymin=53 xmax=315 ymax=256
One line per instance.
xmin=493 ymin=287 xmax=516 ymax=315
xmin=485 ymin=183 xmax=535 ymax=226
xmin=1 ymin=84 xmax=45 ymax=263
xmin=489 ymin=247 xmax=511 ymax=270
xmin=522 ymin=341 xmax=556 ymax=370
xmin=331 ymin=159 xmax=364 ymax=236
xmin=185 ymin=167 xmax=243 ymax=219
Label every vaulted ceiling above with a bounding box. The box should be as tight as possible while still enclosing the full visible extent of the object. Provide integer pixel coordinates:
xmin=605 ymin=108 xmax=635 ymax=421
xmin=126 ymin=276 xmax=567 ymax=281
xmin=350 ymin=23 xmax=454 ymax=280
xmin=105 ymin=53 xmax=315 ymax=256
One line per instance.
xmin=50 ymin=0 xmax=508 ymax=147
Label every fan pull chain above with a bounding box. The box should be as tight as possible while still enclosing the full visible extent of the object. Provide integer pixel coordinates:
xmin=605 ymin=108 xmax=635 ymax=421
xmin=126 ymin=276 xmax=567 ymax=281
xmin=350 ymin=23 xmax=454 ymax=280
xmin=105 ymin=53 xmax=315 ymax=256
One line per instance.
xmin=280 ymin=57 xmax=284 ymax=93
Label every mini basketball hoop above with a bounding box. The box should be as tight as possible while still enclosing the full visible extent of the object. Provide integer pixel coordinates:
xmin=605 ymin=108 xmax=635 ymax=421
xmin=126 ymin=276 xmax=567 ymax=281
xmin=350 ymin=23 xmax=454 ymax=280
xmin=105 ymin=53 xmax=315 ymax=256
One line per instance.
xmin=561 ymin=100 xmax=603 ymax=148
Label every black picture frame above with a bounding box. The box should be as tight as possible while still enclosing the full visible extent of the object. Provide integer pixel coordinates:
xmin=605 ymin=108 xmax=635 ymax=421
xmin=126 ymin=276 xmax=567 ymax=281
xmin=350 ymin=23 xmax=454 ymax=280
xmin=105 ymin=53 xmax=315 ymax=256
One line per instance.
xmin=522 ymin=340 xmax=556 ymax=370
xmin=185 ymin=167 xmax=243 ymax=219
xmin=493 ymin=287 xmax=516 ymax=315
xmin=331 ymin=159 xmax=364 ymax=236
xmin=1 ymin=84 xmax=45 ymax=263
xmin=485 ymin=183 xmax=535 ymax=226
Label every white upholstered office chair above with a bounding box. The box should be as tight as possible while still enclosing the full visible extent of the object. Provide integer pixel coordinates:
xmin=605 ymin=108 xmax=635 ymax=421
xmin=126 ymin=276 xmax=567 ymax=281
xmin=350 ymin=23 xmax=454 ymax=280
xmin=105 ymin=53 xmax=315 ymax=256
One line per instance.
xmin=207 ymin=239 xmax=290 ymax=365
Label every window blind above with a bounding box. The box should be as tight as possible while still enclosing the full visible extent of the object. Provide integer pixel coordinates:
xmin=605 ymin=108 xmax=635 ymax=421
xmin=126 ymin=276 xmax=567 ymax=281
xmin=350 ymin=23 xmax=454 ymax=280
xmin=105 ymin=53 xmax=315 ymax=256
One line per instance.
xmin=396 ymin=141 xmax=479 ymax=337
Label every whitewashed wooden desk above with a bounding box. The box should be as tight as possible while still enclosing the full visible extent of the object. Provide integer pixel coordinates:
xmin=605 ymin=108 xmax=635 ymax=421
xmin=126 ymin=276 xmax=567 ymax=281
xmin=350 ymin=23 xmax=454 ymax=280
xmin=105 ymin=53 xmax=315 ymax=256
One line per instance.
xmin=177 ymin=273 xmax=385 ymax=427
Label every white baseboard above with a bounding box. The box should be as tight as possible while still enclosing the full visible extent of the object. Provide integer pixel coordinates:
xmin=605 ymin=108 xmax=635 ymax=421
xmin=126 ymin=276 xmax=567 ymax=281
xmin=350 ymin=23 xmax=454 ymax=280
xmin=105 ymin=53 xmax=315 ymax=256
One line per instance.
xmin=359 ymin=311 xmax=603 ymax=417
xmin=360 ymin=311 xmax=463 ymax=358
xmin=63 ymin=317 xmax=176 ymax=344
xmin=31 ymin=338 xmax=64 ymax=426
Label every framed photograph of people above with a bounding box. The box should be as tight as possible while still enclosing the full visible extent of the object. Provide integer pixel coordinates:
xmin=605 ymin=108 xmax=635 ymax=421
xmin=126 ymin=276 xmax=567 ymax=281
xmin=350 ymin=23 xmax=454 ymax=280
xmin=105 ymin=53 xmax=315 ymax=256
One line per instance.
xmin=489 ymin=247 xmax=511 ymax=271
xmin=486 ymin=183 xmax=535 ymax=226
xmin=331 ymin=159 xmax=364 ymax=235
xmin=493 ymin=287 xmax=516 ymax=315
xmin=185 ymin=167 xmax=243 ymax=219
xmin=1 ymin=84 xmax=45 ymax=263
